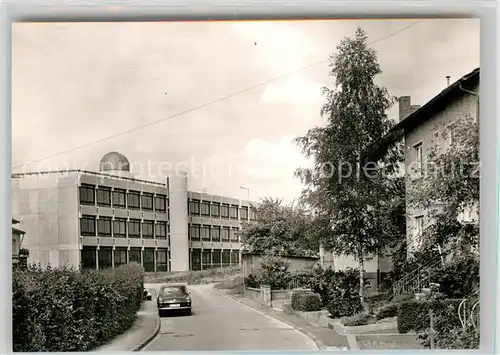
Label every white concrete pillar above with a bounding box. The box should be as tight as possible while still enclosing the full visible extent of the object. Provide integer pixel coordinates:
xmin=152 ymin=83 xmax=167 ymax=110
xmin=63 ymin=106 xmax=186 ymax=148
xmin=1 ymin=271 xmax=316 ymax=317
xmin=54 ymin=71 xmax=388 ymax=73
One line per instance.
xmin=169 ymin=171 xmax=189 ymax=271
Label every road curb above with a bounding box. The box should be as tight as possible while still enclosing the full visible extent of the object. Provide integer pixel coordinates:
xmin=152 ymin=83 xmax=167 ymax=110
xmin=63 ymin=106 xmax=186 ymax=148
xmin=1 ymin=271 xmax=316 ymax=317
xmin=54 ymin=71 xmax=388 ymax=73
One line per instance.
xmin=212 ymin=287 xmax=332 ymax=351
xmin=132 ymin=308 xmax=161 ymax=352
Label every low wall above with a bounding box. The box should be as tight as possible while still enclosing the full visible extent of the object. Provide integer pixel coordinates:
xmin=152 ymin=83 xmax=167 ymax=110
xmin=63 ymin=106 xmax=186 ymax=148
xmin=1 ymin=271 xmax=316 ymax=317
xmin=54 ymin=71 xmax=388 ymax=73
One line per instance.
xmin=244 ymin=287 xmax=261 ymax=302
xmin=244 ymin=287 xmax=313 ymax=310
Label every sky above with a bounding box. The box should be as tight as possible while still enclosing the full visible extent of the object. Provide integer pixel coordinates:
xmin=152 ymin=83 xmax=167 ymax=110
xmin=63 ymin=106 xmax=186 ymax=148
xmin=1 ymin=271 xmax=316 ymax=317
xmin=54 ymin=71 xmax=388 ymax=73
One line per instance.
xmin=11 ymin=18 xmax=480 ymax=203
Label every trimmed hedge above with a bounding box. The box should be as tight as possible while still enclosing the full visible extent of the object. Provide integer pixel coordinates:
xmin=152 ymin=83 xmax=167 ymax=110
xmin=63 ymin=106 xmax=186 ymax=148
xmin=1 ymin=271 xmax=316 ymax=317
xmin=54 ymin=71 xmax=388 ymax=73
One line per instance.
xmin=13 ymin=264 xmax=144 ymax=352
xmin=397 ymin=299 xmax=462 ymax=334
xmin=291 ymin=292 xmax=322 ymax=312
xmin=342 ymin=312 xmax=374 ymax=326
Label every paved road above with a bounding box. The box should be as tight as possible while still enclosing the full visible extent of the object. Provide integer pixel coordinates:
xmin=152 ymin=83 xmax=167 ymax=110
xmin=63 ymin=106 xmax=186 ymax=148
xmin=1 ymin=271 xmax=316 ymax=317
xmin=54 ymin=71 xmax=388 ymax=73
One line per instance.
xmin=142 ymin=283 xmax=319 ymax=351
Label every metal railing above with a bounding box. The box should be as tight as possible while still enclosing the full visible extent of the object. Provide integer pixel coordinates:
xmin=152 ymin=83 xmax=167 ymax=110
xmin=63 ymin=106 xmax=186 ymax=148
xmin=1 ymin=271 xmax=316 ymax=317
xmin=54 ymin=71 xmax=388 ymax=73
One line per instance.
xmin=458 ymin=290 xmax=480 ymax=332
xmin=393 ymin=254 xmax=445 ymax=297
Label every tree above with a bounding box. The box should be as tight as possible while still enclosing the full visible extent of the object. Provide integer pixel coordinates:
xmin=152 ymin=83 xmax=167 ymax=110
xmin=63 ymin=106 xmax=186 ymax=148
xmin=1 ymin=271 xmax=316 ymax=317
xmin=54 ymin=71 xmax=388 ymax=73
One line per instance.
xmin=407 ymin=113 xmax=479 ymax=260
xmin=294 ymin=27 xmax=405 ymax=305
xmin=239 ymin=197 xmax=319 ymax=257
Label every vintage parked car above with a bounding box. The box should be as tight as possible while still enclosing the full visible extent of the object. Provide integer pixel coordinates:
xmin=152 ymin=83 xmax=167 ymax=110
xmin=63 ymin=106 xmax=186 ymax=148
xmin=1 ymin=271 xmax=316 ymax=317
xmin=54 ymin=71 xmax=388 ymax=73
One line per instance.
xmin=143 ymin=288 xmax=153 ymax=301
xmin=157 ymin=283 xmax=192 ymax=316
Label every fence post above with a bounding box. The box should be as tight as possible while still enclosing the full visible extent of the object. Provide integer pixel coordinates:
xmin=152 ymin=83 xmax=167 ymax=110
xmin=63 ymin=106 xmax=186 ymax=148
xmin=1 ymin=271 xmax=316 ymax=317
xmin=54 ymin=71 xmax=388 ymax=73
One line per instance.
xmin=429 ymin=308 xmax=435 ymax=349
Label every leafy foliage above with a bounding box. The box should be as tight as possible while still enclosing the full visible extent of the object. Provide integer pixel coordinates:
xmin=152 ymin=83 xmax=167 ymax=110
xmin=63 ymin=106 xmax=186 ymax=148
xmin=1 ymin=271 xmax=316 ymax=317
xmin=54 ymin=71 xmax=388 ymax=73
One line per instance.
xmin=291 ymin=292 xmax=323 ymax=312
xmin=341 ymin=311 xmax=374 ymax=326
xmin=407 ymin=114 xmax=479 ymax=259
xmin=397 ymin=299 xmax=462 ymax=334
xmin=294 ymin=27 xmax=405 ymax=305
xmin=240 ymin=197 xmax=319 ymax=257
xmin=244 ymin=274 xmax=259 ymax=288
xmin=374 ymin=303 xmax=399 ymax=321
xmin=252 ymin=255 xmax=292 ymax=290
xmin=430 ymin=255 xmax=479 ymax=298
xmin=12 ymin=264 xmax=144 ymax=352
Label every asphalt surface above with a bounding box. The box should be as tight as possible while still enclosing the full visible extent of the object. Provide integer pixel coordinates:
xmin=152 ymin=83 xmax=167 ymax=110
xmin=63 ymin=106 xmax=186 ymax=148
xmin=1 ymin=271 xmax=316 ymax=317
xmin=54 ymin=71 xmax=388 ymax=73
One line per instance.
xmin=142 ymin=283 xmax=319 ymax=351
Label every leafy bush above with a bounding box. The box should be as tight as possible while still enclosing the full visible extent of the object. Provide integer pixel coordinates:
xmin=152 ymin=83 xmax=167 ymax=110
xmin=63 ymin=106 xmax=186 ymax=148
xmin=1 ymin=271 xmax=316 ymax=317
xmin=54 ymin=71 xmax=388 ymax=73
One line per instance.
xmin=244 ymin=274 xmax=259 ymax=288
xmin=375 ymin=303 xmax=399 ymax=321
xmin=256 ymin=255 xmax=292 ymax=289
xmin=430 ymin=257 xmax=479 ymax=298
xmin=341 ymin=312 xmax=374 ymax=326
xmin=291 ymin=292 xmax=322 ymax=312
xmin=314 ymin=267 xmax=364 ymax=318
xmin=13 ymin=264 xmax=144 ymax=352
xmin=397 ymin=299 xmax=462 ymax=334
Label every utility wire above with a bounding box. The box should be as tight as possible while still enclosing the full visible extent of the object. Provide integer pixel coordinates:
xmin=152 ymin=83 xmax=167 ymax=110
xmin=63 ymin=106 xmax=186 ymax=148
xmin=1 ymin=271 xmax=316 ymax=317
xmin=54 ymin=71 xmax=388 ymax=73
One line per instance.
xmin=13 ymin=20 xmax=422 ymax=170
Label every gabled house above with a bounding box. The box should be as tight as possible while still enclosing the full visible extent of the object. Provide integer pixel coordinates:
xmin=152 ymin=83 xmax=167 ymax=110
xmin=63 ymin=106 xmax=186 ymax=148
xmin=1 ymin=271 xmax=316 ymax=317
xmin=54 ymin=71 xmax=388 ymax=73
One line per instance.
xmin=365 ymin=67 xmax=479 ymax=256
xmin=12 ymin=218 xmax=26 ymax=267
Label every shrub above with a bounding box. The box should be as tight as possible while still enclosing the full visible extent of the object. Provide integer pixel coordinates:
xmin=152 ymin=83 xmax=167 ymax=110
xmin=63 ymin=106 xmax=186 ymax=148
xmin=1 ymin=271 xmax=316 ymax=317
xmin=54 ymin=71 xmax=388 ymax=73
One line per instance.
xmin=244 ymin=274 xmax=259 ymax=288
xmin=13 ymin=264 xmax=144 ymax=352
xmin=375 ymin=303 xmax=399 ymax=321
xmin=291 ymin=292 xmax=322 ymax=312
xmin=315 ymin=267 xmax=365 ymax=318
xmin=397 ymin=299 xmax=463 ymax=334
xmin=256 ymin=255 xmax=291 ymax=289
xmin=430 ymin=256 xmax=479 ymax=298
xmin=341 ymin=312 xmax=373 ymax=326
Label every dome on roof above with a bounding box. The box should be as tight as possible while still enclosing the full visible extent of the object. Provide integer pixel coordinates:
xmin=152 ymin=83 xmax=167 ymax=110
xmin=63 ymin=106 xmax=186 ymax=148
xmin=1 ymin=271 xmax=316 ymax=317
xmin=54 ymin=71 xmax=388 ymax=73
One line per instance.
xmin=99 ymin=151 xmax=130 ymax=172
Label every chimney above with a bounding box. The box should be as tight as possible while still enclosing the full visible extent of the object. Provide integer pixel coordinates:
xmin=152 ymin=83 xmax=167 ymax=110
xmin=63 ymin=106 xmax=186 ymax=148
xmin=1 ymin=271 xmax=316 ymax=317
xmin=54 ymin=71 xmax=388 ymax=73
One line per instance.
xmin=398 ymin=96 xmax=411 ymax=121
xmin=446 ymin=76 xmax=451 ymax=87
xmin=410 ymin=105 xmax=421 ymax=114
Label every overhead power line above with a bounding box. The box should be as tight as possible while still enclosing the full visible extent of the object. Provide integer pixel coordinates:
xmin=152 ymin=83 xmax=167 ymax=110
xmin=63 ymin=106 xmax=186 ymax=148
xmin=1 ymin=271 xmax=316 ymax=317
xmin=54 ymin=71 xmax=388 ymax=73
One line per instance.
xmin=13 ymin=20 xmax=422 ymax=170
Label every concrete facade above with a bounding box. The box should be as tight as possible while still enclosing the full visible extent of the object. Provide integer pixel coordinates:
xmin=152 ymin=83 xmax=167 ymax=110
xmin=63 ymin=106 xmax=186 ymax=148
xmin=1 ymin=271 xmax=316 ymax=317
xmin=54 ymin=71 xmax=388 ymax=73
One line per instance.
xmin=11 ymin=153 xmax=257 ymax=272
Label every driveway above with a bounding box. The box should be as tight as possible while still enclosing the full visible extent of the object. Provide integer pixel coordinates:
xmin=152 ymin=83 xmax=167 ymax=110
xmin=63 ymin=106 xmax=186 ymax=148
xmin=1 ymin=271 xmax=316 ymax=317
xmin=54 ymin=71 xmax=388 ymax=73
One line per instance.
xmin=142 ymin=283 xmax=318 ymax=351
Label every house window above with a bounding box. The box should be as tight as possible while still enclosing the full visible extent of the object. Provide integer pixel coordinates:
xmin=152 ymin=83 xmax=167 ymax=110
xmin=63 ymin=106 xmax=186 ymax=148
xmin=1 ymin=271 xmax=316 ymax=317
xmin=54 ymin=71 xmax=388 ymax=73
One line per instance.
xmin=79 ymin=184 xmax=95 ymax=205
xmin=128 ymin=219 xmax=141 ymax=238
xmin=202 ymin=250 xmax=211 ymax=268
xmin=212 ymin=249 xmax=221 ymax=267
xmin=222 ymin=251 xmax=231 ymax=266
xmin=81 ymin=246 xmax=96 ymax=269
xmin=221 ymin=204 xmax=229 ymax=219
xmin=189 ymin=224 xmax=200 ymax=241
xmin=112 ymin=189 xmax=126 ymax=208
xmin=141 ymin=193 xmax=154 ymax=211
xmin=97 ymin=217 xmax=112 ymax=237
xmin=114 ymin=248 xmax=127 ymax=267
xmin=212 ymin=226 xmax=221 ymax=242
xmin=414 ymin=215 xmax=424 ymax=249
xmin=155 ymin=222 xmax=167 ymax=240
xmin=201 ymin=226 xmax=211 ymax=241
xmin=129 ymin=248 xmax=141 ymax=264
xmin=142 ymin=220 xmax=154 ymax=238
xmin=156 ymin=248 xmax=168 ymax=272
xmin=143 ymin=248 xmax=155 ymax=272
xmin=249 ymin=207 xmax=257 ymax=220
xmin=231 ymin=251 xmax=239 ymax=265
xmin=229 ymin=205 xmax=239 ymax=219
xmin=98 ymin=248 xmax=112 ymax=269
xmin=154 ymin=195 xmax=167 ymax=212
xmin=201 ymin=202 xmax=210 ymax=216
xmin=221 ymin=227 xmax=230 ymax=242
xmin=230 ymin=228 xmax=239 ymax=242
xmin=211 ymin=203 xmax=220 ymax=217
xmin=413 ymin=142 xmax=423 ymax=176
xmin=81 ymin=215 xmax=96 ymax=236
xmin=113 ymin=218 xmax=126 ymax=238
xmin=96 ymin=187 xmax=111 ymax=206
xmin=191 ymin=249 xmax=202 ymax=271
xmin=127 ymin=191 xmax=140 ymax=209
xmin=189 ymin=200 xmax=200 ymax=215
xmin=240 ymin=207 xmax=248 ymax=220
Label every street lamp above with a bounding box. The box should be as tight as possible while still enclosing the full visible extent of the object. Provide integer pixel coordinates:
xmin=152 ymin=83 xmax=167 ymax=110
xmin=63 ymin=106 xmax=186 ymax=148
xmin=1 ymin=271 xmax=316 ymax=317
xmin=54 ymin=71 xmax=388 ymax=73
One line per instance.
xmin=239 ymin=185 xmax=250 ymax=204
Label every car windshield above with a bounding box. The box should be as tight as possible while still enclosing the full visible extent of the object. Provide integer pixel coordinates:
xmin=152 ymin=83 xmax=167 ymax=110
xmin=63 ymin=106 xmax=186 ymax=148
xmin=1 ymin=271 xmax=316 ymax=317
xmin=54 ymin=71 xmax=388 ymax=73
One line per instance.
xmin=160 ymin=286 xmax=185 ymax=296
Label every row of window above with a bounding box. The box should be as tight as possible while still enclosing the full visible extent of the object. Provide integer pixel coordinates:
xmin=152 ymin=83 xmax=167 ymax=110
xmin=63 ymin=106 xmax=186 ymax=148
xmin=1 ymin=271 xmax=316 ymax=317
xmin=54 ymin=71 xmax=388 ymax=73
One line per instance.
xmin=188 ymin=224 xmax=240 ymax=243
xmin=81 ymin=246 xmax=168 ymax=272
xmin=188 ymin=200 xmax=256 ymax=220
xmin=191 ymin=249 xmax=239 ymax=271
xmin=80 ymin=184 xmax=168 ymax=212
xmin=80 ymin=215 xmax=168 ymax=239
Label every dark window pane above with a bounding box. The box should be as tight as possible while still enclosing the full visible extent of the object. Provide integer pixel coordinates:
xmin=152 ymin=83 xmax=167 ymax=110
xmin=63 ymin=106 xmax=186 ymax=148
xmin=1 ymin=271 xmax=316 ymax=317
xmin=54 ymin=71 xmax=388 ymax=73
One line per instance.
xmin=156 ymin=249 xmax=168 ymax=272
xmin=189 ymin=224 xmax=200 ymax=241
xmin=142 ymin=220 xmax=154 ymax=238
xmin=81 ymin=247 xmax=96 ymax=269
xmin=201 ymin=202 xmax=210 ymax=216
xmin=212 ymin=250 xmax=221 ymax=266
xmin=129 ymin=248 xmax=141 ymax=264
xmin=155 ymin=222 xmax=167 ymax=239
xmin=96 ymin=187 xmax=111 ymax=206
xmin=114 ymin=248 xmax=127 ymax=266
xmin=221 ymin=204 xmax=229 ymax=218
xmin=229 ymin=206 xmax=238 ymax=219
xmin=141 ymin=193 xmax=154 ymax=211
xmin=113 ymin=218 xmax=127 ymax=237
xmin=221 ymin=227 xmax=230 ymax=242
xmin=79 ymin=185 xmax=95 ymax=205
xmin=81 ymin=215 xmax=96 ymax=236
xmin=128 ymin=219 xmax=141 ymax=238
xmin=154 ymin=195 xmax=167 ymax=212
xmin=97 ymin=217 xmax=111 ymax=237
xmin=189 ymin=200 xmax=200 ymax=215
xmin=211 ymin=203 xmax=220 ymax=217
xmin=98 ymin=248 xmax=112 ymax=269
xmin=127 ymin=191 xmax=140 ymax=209
xmin=240 ymin=207 xmax=248 ymax=220
xmin=112 ymin=189 xmax=126 ymax=208
xmin=212 ymin=227 xmax=221 ymax=242
xmin=230 ymin=228 xmax=239 ymax=242
xmin=201 ymin=226 xmax=211 ymax=241
xmin=192 ymin=249 xmax=201 ymax=271
xmin=143 ymin=249 xmax=155 ymax=272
